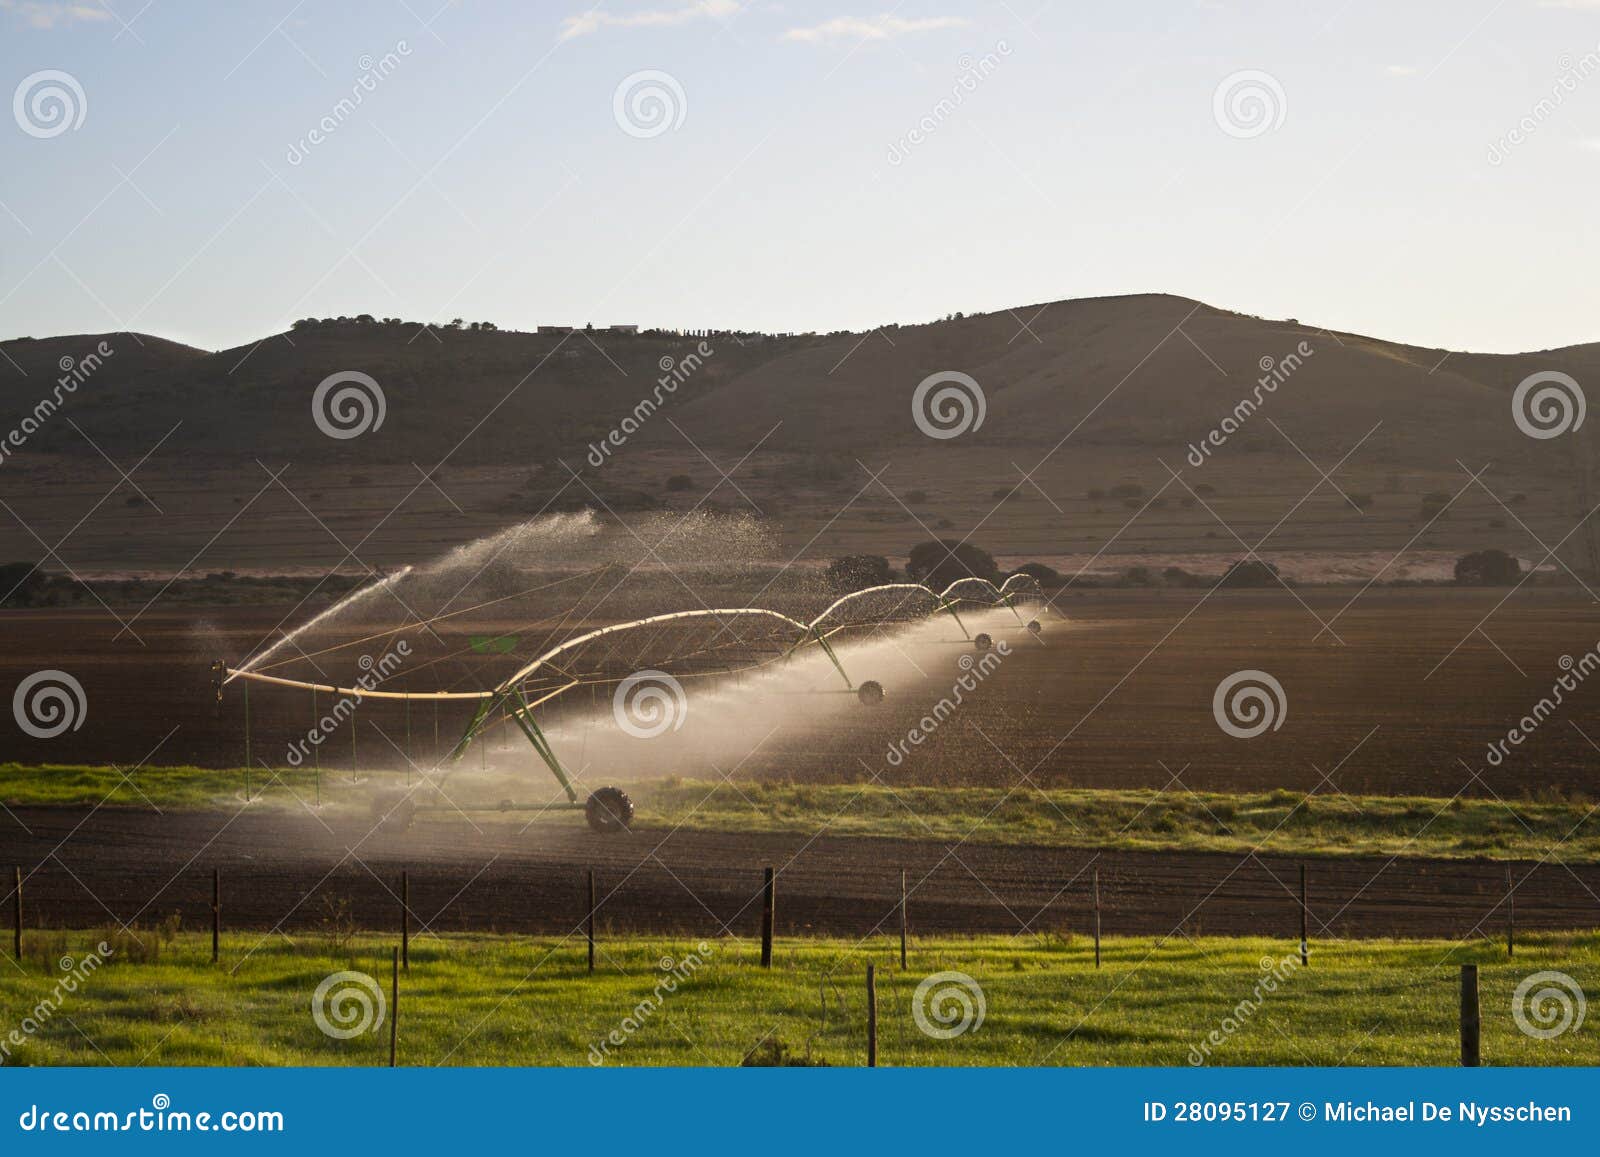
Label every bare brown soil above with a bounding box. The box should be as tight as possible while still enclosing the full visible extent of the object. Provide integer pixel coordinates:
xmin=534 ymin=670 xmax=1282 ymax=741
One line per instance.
xmin=5 ymin=587 xmax=1600 ymax=800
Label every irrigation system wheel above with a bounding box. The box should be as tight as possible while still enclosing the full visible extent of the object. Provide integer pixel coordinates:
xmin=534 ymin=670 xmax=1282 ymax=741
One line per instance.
xmin=856 ymin=680 xmax=885 ymax=706
xmin=973 ymin=632 xmax=993 ymax=652
xmin=585 ymin=786 xmax=635 ymax=833
xmin=370 ymin=791 xmax=416 ymax=833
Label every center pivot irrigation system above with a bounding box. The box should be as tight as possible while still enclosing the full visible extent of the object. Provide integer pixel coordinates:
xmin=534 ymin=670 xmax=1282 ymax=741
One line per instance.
xmin=212 ymin=573 xmax=1046 ymax=834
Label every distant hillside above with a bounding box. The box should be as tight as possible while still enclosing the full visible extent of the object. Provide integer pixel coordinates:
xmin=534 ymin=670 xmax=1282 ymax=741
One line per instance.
xmin=3 ymin=297 xmax=1590 ymax=483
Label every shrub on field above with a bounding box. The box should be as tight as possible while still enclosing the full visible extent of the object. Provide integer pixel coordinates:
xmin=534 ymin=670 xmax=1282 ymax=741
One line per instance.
xmin=825 ymin=554 xmax=894 ymax=592
xmin=1219 ymin=559 xmax=1281 ymax=588
xmin=1107 ymin=483 xmax=1144 ymax=499
xmin=1011 ymin=561 xmax=1063 ymax=587
xmin=905 ymin=489 xmax=928 ymax=504
xmin=0 ymin=560 xmax=45 ymax=607
xmin=1348 ymin=493 xmax=1374 ymax=510
xmin=906 ymin=539 xmax=999 ymax=589
xmin=664 ymin=474 xmax=694 ymax=492
xmin=1454 ymin=549 xmax=1520 ymax=586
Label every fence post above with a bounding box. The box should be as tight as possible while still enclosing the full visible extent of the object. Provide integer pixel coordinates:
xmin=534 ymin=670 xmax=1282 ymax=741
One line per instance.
xmin=11 ymin=866 xmax=21 ymax=962
xmin=1299 ymin=863 xmax=1309 ymax=967
xmin=401 ymin=870 xmax=410 ymax=972
xmin=761 ymin=867 xmax=775 ymax=969
xmin=1460 ymin=964 xmax=1480 ymax=1067
xmin=899 ymin=869 xmax=908 ymax=971
xmin=866 ymin=963 xmax=877 ymax=1068
xmin=587 ymin=869 xmax=597 ymax=974
xmin=211 ymin=867 xmax=220 ymax=965
xmin=389 ymin=946 xmax=399 ymax=1067
xmin=1093 ymin=868 xmax=1101 ymax=969
xmin=1505 ymin=868 xmax=1515 ymax=958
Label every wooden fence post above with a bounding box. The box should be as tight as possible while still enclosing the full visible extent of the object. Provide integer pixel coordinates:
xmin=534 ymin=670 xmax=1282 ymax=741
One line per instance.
xmin=389 ymin=946 xmax=399 ymax=1067
xmin=401 ymin=870 xmax=410 ymax=972
xmin=1299 ymin=863 xmax=1309 ymax=967
xmin=761 ymin=867 xmax=774 ymax=969
xmin=866 ymin=963 xmax=877 ymax=1068
xmin=899 ymin=869 xmax=908 ymax=971
xmin=1460 ymin=964 xmax=1480 ymax=1067
xmin=211 ymin=867 xmax=220 ymax=964
xmin=587 ymin=869 xmax=597 ymax=974
xmin=1505 ymin=868 xmax=1515 ymax=958
xmin=11 ymin=866 xmax=21 ymax=962
xmin=1092 ymin=868 xmax=1101 ymax=969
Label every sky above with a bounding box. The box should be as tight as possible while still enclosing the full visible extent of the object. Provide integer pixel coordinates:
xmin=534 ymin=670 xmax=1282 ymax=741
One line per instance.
xmin=1 ymin=0 xmax=1598 ymax=354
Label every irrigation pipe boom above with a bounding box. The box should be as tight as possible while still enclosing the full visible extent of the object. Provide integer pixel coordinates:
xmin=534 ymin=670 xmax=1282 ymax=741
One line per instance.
xmin=211 ymin=574 xmax=1047 ymax=834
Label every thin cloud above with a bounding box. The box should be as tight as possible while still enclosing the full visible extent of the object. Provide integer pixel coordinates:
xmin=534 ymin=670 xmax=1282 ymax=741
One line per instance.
xmin=561 ymin=0 xmax=740 ymax=40
xmin=1385 ymin=64 xmax=1419 ymax=76
xmin=0 ymin=0 xmax=114 ymax=28
xmin=783 ymin=14 xmax=970 ymax=43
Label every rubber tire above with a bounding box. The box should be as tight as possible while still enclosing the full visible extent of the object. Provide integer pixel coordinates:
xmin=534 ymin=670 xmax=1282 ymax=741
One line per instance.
xmin=974 ymin=633 xmax=993 ymax=652
xmin=586 ymin=787 xmax=634 ymax=834
xmin=856 ymin=680 xmax=885 ymax=706
xmin=371 ymin=791 xmax=416 ymax=833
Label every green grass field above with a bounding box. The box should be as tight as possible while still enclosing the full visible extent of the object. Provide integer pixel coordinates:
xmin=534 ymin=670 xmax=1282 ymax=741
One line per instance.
xmin=1 ymin=929 xmax=1596 ymax=1067
xmin=5 ymin=764 xmax=1598 ymax=862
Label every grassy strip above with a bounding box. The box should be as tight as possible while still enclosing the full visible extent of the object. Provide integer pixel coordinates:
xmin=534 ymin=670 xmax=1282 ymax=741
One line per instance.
xmin=1 ymin=929 xmax=1595 ymax=1067
xmin=4 ymin=764 xmax=1598 ymax=861
xmin=640 ymin=780 xmax=1600 ymax=861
